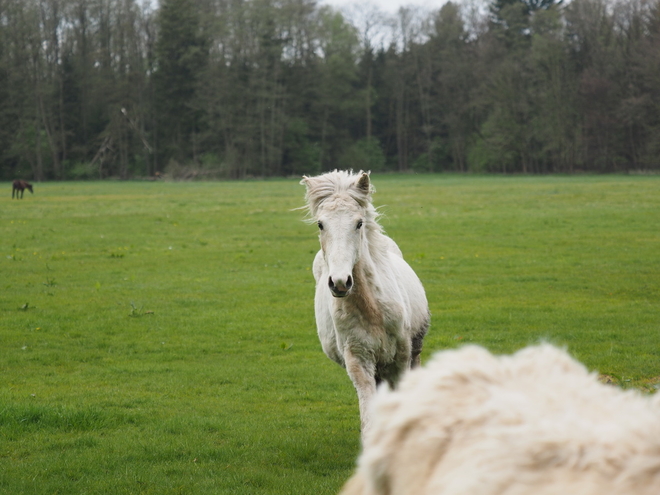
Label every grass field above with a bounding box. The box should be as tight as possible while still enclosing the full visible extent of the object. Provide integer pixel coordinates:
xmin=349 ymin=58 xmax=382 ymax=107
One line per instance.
xmin=1 ymin=174 xmax=659 ymax=494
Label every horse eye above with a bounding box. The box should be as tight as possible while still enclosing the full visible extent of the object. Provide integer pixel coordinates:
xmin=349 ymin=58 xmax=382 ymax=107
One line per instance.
xmin=356 ymin=220 xmax=363 ymax=230
xmin=317 ymin=221 xmax=324 ymax=231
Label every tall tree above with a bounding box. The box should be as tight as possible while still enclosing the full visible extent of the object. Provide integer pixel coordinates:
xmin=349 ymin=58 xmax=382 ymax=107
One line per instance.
xmin=153 ymin=0 xmax=208 ymax=167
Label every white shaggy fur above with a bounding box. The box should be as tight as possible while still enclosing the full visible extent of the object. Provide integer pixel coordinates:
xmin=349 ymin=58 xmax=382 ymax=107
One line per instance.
xmin=301 ymin=170 xmax=430 ymax=437
xmin=341 ymin=344 xmax=660 ymax=495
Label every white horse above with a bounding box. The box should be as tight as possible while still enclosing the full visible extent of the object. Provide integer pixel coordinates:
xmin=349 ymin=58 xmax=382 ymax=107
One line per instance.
xmin=301 ymin=170 xmax=430 ymax=437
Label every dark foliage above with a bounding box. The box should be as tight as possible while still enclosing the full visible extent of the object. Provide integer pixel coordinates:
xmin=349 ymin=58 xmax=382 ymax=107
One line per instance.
xmin=0 ymin=0 xmax=658 ymax=180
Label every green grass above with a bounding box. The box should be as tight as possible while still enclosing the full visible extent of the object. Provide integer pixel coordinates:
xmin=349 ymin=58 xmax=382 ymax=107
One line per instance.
xmin=1 ymin=175 xmax=659 ymax=494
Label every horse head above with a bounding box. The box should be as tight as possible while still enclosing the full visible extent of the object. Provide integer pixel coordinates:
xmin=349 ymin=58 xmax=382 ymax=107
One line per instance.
xmin=302 ymin=170 xmax=375 ymax=298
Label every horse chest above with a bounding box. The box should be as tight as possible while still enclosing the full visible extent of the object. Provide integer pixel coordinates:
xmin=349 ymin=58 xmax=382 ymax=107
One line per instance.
xmin=331 ymin=293 xmax=401 ymax=358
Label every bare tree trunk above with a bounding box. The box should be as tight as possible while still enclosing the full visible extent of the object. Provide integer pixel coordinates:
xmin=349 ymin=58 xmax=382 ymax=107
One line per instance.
xmin=366 ymin=64 xmax=372 ymax=141
xmin=35 ymin=115 xmax=44 ymax=181
xmin=58 ymin=66 xmax=66 ymax=173
xmin=320 ymin=106 xmax=328 ymax=171
xmin=259 ymin=91 xmax=266 ymax=176
xmin=396 ymin=87 xmax=407 ymax=171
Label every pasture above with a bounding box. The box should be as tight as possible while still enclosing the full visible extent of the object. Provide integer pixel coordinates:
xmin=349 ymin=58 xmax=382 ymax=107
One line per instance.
xmin=1 ymin=175 xmax=659 ymax=494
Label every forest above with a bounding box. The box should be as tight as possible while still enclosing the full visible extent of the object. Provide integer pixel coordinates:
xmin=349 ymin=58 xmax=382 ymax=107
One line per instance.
xmin=1 ymin=0 xmax=659 ymax=180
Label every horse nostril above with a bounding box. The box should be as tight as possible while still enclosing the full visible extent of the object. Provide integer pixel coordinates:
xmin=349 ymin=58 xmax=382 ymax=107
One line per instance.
xmin=346 ymin=275 xmax=353 ymax=290
xmin=328 ymin=277 xmax=335 ymax=290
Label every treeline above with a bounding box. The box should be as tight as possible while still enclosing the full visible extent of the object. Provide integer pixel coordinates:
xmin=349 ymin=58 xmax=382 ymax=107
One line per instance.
xmin=1 ymin=0 xmax=659 ymax=180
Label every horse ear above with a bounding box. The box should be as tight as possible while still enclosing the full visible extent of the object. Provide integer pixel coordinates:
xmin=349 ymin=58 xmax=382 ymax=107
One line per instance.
xmin=356 ymin=172 xmax=370 ymax=193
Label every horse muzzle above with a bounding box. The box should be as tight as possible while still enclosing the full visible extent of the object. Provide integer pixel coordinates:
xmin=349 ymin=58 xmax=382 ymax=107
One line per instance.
xmin=328 ymin=275 xmax=353 ymax=298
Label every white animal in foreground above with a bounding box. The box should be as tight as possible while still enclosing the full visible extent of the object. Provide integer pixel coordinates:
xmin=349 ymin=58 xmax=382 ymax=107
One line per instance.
xmin=340 ymin=344 xmax=660 ymax=495
xmin=301 ymin=170 xmax=430 ymax=437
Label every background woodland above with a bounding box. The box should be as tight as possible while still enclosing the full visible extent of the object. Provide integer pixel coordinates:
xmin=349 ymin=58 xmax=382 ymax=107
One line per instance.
xmin=1 ymin=0 xmax=659 ymax=180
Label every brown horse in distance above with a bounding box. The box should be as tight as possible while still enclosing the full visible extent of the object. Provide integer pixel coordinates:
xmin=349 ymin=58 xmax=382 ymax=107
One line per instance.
xmin=12 ymin=180 xmax=33 ymax=199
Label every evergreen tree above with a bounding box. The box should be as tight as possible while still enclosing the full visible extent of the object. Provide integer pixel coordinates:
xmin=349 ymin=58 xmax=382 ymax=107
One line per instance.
xmin=153 ymin=0 xmax=208 ymax=166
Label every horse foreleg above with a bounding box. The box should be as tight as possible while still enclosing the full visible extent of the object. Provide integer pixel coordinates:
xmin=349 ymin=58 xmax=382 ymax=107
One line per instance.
xmin=344 ymin=349 xmax=377 ymax=440
xmin=411 ymin=333 xmax=424 ymax=368
xmin=410 ymin=316 xmax=430 ymax=368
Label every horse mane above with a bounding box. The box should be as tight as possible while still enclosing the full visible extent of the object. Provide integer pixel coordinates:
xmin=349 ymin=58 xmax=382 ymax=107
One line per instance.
xmin=300 ymin=170 xmax=381 ymax=228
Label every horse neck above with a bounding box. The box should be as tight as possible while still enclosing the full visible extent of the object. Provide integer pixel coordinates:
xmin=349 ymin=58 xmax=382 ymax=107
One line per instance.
xmin=355 ymin=226 xmax=387 ymax=282
xmin=352 ymin=251 xmax=383 ymax=324
xmin=367 ymin=221 xmax=390 ymax=258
